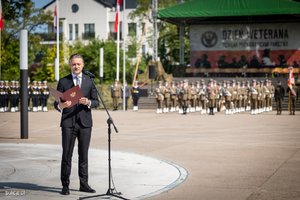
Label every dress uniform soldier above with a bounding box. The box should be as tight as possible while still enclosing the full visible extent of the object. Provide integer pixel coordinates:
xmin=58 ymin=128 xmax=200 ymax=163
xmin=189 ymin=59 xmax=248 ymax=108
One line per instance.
xmin=31 ymin=80 xmax=40 ymax=112
xmin=163 ymin=81 xmax=171 ymax=113
xmin=4 ymin=80 xmax=10 ymax=112
xmin=268 ymin=80 xmax=274 ymax=111
xmin=15 ymin=81 xmax=20 ymax=112
xmin=28 ymin=80 xmax=31 ymax=111
xmin=37 ymin=81 xmax=43 ymax=111
xmin=199 ymin=80 xmax=207 ymax=114
xmin=190 ymin=82 xmax=197 ymax=113
xmin=110 ymin=80 xmax=121 ymax=111
xmin=274 ymin=81 xmax=285 ymax=115
xmin=213 ymin=80 xmax=219 ymax=113
xmin=9 ymin=80 xmax=18 ymax=112
xmin=0 ymin=81 xmax=6 ymax=112
xmin=131 ymin=81 xmax=140 ymax=111
xmin=224 ymin=81 xmax=233 ymax=114
xmin=41 ymin=81 xmax=50 ymax=112
xmin=170 ymin=81 xmax=178 ymax=112
xmin=240 ymin=81 xmax=247 ymax=112
xmin=155 ymin=81 xmax=165 ymax=114
xmin=236 ymin=81 xmax=242 ymax=113
xmin=195 ymin=81 xmax=201 ymax=112
xmin=263 ymin=80 xmax=271 ymax=112
xmin=207 ymin=80 xmax=216 ymax=115
xmin=179 ymin=80 xmax=191 ymax=115
xmin=250 ymin=80 xmax=259 ymax=115
xmin=231 ymin=80 xmax=238 ymax=113
xmin=177 ymin=81 xmax=184 ymax=114
xmin=287 ymin=82 xmax=298 ymax=115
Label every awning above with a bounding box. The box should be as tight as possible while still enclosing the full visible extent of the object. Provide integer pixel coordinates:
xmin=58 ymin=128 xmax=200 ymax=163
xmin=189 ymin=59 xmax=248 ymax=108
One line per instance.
xmin=158 ymin=0 xmax=300 ymax=25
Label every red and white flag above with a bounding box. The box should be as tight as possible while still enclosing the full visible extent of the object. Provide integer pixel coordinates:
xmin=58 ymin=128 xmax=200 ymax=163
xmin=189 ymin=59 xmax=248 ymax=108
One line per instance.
xmin=53 ymin=5 xmax=57 ymax=30
xmin=287 ymin=66 xmax=296 ymax=96
xmin=114 ymin=0 xmax=122 ymax=33
xmin=0 ymin=0 xmax=4 ymax=31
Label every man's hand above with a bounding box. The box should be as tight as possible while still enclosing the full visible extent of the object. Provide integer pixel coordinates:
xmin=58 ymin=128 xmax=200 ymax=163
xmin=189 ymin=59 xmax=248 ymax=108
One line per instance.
xmin=79 ymin=97 xmax=91 ymax=106
xmin=59 ymin=101 xmax=72 ymax=109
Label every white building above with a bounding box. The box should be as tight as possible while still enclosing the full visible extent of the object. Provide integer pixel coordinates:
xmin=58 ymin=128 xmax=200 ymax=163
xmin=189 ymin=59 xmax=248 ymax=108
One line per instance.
xmin=43 ymin=0 xmax=153 ymax=58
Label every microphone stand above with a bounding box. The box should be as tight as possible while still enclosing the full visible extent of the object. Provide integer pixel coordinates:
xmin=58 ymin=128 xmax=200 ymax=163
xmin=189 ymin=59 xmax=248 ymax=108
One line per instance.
xmin=80 ymin=72 xmax=128 ymax=200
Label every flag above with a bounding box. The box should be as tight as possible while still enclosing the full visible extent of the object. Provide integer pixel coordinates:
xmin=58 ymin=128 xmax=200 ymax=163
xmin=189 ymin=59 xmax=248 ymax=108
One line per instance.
xmin=0 ymin=0 xmax=4 ymax=31
xmin=53 ymin=5 xmax=57 ymax=30
xmin=114 ymin=0 xmax=122 ymax=33
xmin=287 ymin=66 xmax=296 ymax=96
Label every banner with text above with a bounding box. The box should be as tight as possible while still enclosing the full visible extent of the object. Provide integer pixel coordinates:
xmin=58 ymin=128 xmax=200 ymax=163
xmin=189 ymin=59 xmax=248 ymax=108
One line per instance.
xmin=190 ymin=23 xmax=300 ymax=69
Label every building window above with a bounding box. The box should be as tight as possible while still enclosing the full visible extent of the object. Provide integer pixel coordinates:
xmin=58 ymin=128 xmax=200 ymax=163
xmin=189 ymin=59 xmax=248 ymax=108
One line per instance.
xmin=128 ymin=23 xmax=136 ymax=37
xmin=75 ymin=24 xmax=79 ymax=40
xmin=69 ymin=24 xmax=73 ymax=41
xmin=109 ymin=22 xmax=122 ymax=40
xmin=83 ymin=24 xmax=95 ymax=40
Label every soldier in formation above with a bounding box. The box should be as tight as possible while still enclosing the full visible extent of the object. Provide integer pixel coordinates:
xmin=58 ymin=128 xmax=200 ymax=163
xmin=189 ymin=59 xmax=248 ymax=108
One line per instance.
xmin=0 ymin=80 xmax=50 ymax=113
xmin=153 ymin=78 xmax=278 ymax=115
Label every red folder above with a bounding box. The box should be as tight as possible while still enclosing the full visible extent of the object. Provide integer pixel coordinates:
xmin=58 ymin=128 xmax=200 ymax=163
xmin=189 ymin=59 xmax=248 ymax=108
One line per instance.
xmin=50 ymin=85 xmax=83 ymax=108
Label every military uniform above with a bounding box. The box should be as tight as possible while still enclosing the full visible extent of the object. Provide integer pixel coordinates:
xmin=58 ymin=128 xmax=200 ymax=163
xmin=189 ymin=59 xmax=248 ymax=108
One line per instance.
xmin=9 ymin=81 xmax=18 ymax=112
xmin=179 ymin=80 xmax=190 ymax=114
xmin=224 ymin=81 xmax=233 ymax=114
xmin=40 ymin=81 xmax=50 ymax=112
xmin=131 ymin=81 xmax=140 ymax=111
xmin=111 ymin=80 xmax=121 ymax=111
xmin=250 ymin=80 xmax=259 ymax=115
xmin=287 ymin=84 xmax=298 ymax=115
xmin=170 ymin=81 xmax=178 ymax=112
xmin=155 ymin=81 xmax=165 ymax=114
xmin=163 ymin=82 xmax=171 ymax=113
xmin=274 ymin=81 xmax=285 ymax=115
xmin=199 ymin=81 xmax=207 ymax=114
xmin=4 ymin=81 xmax=10 ymax=112
xmin=190 ymin=83 xmax=198 ymax=113
xmin=0 ymin=81 xmax=6 ymax=112
xmin=31 ymin=81 xmax=40 ymax=112
xmin=207 ymin=80 xmax=217 ymax=115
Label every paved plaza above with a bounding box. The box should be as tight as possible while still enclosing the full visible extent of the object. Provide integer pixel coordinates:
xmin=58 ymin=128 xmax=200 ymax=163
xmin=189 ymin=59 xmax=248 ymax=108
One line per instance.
xmin=0 ymin=110 xmax=300 ymax=200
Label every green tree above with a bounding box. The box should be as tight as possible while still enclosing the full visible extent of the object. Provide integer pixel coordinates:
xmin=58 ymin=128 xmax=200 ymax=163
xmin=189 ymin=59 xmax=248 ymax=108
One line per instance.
xmin=68 ymin=39 xmax=134 ymax=84
xmin=1 ymin=0 xmax=52 ymax=80
xmin=129 ymin=0 xmax=189 ymax=74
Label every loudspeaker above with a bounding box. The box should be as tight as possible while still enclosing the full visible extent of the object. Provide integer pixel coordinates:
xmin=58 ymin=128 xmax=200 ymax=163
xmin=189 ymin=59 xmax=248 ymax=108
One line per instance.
xmin=148 ymin=65 xmax=156 ymax=79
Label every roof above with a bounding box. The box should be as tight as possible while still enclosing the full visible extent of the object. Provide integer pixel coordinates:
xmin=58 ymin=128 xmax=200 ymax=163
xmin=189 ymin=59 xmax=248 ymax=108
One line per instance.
xmin=42 ymin=0 xmax=137 ymax=10
xmin=42 ymin=0 xmax=114 ymax=9
xmin=158 ymin=0 xmax=300 ymax=25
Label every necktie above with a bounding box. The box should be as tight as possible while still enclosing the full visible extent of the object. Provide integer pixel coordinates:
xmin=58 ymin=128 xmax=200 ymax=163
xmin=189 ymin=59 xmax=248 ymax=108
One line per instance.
xmin=75 ymin=76 xmax=81 ymax=87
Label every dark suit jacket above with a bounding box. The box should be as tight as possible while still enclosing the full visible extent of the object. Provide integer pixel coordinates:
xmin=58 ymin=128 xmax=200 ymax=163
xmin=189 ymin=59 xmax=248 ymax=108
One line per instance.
xmin=54 ymin=73 xmax=99 ymax=128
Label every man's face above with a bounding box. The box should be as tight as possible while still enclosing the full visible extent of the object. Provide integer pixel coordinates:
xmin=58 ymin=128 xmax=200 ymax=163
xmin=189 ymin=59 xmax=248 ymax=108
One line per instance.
xmin=70 ymin=57 xmax=84 ymax=75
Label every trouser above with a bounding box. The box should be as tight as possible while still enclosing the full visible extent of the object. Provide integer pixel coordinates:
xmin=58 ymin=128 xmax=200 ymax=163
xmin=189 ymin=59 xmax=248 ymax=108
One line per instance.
xmin=112 ymin=97 xmax=119 ymax=110
xmin=132 ymin=97 xmax=139 ymax=106
xmin=289 ymin=97 xmax=296 ymax=114
xmin=276 ymin=99 xmax=282 ymax=114
xmin=251 ymin=98 xmax=257 ymax=110
xmin=61 ymin=123 xmax=92 ymax=187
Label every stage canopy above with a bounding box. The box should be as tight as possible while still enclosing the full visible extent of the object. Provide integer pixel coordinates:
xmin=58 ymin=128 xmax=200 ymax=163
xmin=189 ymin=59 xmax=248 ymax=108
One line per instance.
xmin=158 ymin=0 xmax=300 ymax=25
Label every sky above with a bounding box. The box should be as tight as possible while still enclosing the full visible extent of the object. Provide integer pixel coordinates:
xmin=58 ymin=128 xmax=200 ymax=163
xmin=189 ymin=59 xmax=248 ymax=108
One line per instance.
xmin=32 ymin=0 xmax=51 ymax=8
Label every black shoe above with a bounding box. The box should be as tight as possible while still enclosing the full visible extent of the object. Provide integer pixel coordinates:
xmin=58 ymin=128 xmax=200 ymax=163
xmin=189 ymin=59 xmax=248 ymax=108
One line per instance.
xmin=79 ymin=185 xmax=96 ymax=193
xmin=61 ymin=186 xmax=70 ymax=195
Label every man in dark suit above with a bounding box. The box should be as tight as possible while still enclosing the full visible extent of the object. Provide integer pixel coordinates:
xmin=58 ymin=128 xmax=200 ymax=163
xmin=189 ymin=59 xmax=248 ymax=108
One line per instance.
xmin=54 ymin=54 xmax=99 ymax=195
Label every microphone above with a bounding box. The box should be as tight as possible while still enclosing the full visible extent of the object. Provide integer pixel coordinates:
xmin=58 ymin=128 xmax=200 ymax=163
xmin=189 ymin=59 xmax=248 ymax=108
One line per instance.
xmin=83 ymin=69 xmax=96 ymax=79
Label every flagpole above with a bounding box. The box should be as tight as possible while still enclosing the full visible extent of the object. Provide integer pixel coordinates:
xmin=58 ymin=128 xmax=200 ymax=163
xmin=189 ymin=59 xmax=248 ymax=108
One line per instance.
xmin=55 ymin=0 xmax=59 ymax=81
xmin=122 ymin=0 xmax=126 ymax=111
xmin=116 ymin=15 xmax=120 ymax=81
xmin=0 ymin=31 xmax=2 ymax=80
